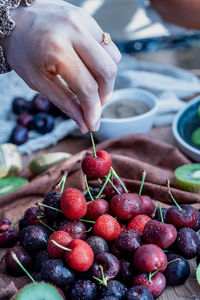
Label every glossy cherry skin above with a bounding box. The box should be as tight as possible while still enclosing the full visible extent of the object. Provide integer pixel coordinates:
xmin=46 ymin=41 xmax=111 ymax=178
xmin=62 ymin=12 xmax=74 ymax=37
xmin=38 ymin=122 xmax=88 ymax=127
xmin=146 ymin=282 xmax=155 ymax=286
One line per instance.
xmin=113 ymin=229 xmax=142 ymax=258
xmin=32 ymin=94 xmax=51 ymax=113
xmin=165 ymin=204 xmax=197 ymax=229
xmin=86 ymin=199 xmax=109 ymax=221
xmin=93 ymin=214 xmax=121 ymax=242
xmin=23 ymin=206 xmax=47 ymax=227
xmin=133 ymin=272 xmax=166 ymax=298
xmin=34 ymin=250 xmax=49 ymax=272
xmin=111 ymin=193 xmax=142 ymax=221
xmin=42 ymin=192 xmax=62 ymax=220
xmin=140 ymin=195 xmax=154 ymax=216
xmin=58 ymin=220 xmax=87 ymax=240
xmin=193 ymin=211 xmax=200 ymax=231
xmin=117 ymin=259 xmax=135 ymax=287
xmin=85 ymin=187 xmax=100 ymax=202
xmin=134 ymin=244 xmax=167 ymax=273
xmin=143 ymin=220 xmax=177 ymax=249
xmin=17 ymin=113 xmax=33 ymax=129
xmin=12 ymin=97 xmax=32 ymax=115
xmin=5 ymin=245 xmax=32 ymax=276
xmin=10 ymin=125 xmax=28 ymax=145
xmin=125 ymin=286 xmax=154 ymax=300
xmin=61 ymin=188 xmax=87 ymax=220
xmin=47 ymin=231 xmax=73 ymax=259
xmin=127 ymin=215 xmax=151 ymax=233
xmin=86 ymin=236 xmax=109 ymax=256
xmin=102 ymin=177 xmax=126 ymax=201
xmin=154 ymin=208 xmax=168 ymax=223
xmin=0 ymin=218 xmax=11 ymax=233
xmin=65 ymin=239 xmax=94 ymax=272
xmin=0 ymin=228 xmax=19 ymax=248
xmin=92 ymin=252 xmax=120 ymax=281
xmin=99 ymin=280 xmax=127 ymax=299
xmin=164 ymin=254 xmax=190 ymax=285
xmin=175 ymin=227 xmax=200 ymax=259
xmin=32 ymin=113 xmax=54 ymax=134
xmin=68 ymin=279 xmax=98 ymax=300
xmin=81 ymin=150 xmax=112 ymax=179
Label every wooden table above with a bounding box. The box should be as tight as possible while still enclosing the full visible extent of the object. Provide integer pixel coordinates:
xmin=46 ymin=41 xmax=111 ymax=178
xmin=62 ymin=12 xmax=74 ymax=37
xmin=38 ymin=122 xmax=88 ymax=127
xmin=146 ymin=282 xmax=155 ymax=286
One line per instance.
xmin=19 ymin=125 xmax=200 ymax=300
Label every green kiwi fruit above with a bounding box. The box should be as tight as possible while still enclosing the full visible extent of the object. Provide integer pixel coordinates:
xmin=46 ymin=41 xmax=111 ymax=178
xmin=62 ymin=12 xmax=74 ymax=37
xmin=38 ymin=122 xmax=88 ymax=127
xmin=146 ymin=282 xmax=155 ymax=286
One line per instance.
xmin=0 ymin=177 xmax=28 ymax=196
xmin=198 ymin=104 xmax=200 ymax=118
xmin=11 ymin=282 xmax=64 ymax=300
xmin=174 ymin=164 xmax=200 ymax=193
xmin=29 ymin=152 xmax=71 ymax=175
xmin=191 ymin=127 xmax=200 ymax=146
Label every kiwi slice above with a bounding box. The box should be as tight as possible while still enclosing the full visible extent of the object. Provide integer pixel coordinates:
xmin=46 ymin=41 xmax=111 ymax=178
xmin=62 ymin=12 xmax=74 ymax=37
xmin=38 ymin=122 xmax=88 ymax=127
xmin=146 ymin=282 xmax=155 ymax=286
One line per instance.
xmin=0 ymin=177 xmax=28 ymax=196
xmin=198 ymin=104 xmax=200 ymax=119
xmin=191 ymin=127 xmax=200 ymax=146
xmin=174 ymin=164 xmax=200 ymax=193
xmin=29 ymin=152 xmax=71 ymax=175
xmin=11 ymin=282 xmax=64 ymax=300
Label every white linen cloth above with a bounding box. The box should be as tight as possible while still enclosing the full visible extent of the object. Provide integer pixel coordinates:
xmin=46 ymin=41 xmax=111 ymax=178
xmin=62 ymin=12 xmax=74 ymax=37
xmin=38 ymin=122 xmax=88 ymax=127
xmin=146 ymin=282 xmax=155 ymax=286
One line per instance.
xmin=0 ymin=54 xmax=200 ymax=154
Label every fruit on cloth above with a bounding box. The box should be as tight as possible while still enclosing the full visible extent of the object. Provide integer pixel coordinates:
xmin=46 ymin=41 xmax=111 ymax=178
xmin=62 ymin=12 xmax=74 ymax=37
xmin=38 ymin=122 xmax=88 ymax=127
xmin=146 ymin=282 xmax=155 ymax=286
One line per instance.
xmin=175 ymin=227 xmax=200 ymax=259
xmin=0 ymin=143 xmax=22 ymax=178
xmin=42 ymin=192 xmax=62 ymax=220
xmin=32 ymin=113 xmax=54 ymax=134
xmin=67 ymin=279 xmax=98 ymax=300
xmin=0 ymin=218 xmax=11 ymax=233
xmin=174 ymin=164 xmax=200 ymax=193
xmin=86 ymin=199 xmax=110 ymax=221
xmin=134 ymin=244 xmax=167 ymax=273
xmin=113 ymin=230 xmax=142 ymax=258
xmin=93 ymin=214 xmax=121 ymax=242
xmin=32 ymin=94 xmax=51 ymax=113
xmin=165 ymin=204 xmax=197 ymax=229
xmin=98 ymin=280 xmax=127 ymax=299
xmin=10 ymin=125 xmax=29 ymax=146
xmin=61 ymin=188 xmax=87 ymax=220
xmin=111 ymin=193 xmax=142 ymax=221
xmin=29 ymin=152 xmax=71 ymax=175
xmin=58 ymin=220 xmax=87 ymax=240
xmin=10 ymin=282 xmax=64 ymax=300
xmin=12 ymin=97 xmax=32 ymax=115
xmin=101 ymin=177 xmax=126 ymax=200
xmin=17 ymin=114 xmax=33 ymax=129
xmin=5 ymin=246 xmax=32 ymax=276
xmin=127 ymin=215 xmax=151 ymax=233
xmin=86 ymin=236 xmax=109 ymax=256
xmin=191 ymin=127 xmax=200 ymax=146
xmin=81 ymin=150 xmax=112 ymax=179
xmin=0 ymin=228 xmax=19 ymax=248
xmin=0 ymin=177 xmax=28 ymax=196
xmin=164 ymin=254 xmax=190 ymax=285
xmin=125 ymin=286 xmax=154 ymax=300
xmin=143 ymin=220 xmax=177 ymax=249
xmin=47 ymin=231 xmax=73 ymax=259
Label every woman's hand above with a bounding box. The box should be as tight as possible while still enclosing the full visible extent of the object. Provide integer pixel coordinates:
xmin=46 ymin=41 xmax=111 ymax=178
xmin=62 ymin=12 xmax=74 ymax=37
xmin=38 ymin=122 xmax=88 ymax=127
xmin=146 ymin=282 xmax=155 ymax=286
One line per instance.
xmin=1 ymin=0 xmax=121 ymax=133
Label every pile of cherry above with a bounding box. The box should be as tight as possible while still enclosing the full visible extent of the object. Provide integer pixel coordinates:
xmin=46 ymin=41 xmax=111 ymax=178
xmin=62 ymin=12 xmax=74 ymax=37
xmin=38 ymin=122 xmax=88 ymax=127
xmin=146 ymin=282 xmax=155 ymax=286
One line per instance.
xmin=1 ymin=133 xmax=200 ymax=300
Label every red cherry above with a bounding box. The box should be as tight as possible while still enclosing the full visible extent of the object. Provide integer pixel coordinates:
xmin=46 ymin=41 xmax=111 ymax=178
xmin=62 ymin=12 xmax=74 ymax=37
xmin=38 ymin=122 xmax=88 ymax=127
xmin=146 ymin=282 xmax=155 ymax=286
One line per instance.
xmin=65 ymin=239 xmax=94 ymax=272
xmin=165 ymin=204 xmax=197 ymax=229
xmin=17 ymin=113 xmax=33 ymax=129
xmin=93 ymin=214 xmax=121 ymax=242
xmin=143 ymin=220 xmax=177 ymax=249
xmin=61 ymin=188 xmax=87 ymax=220
xmin=110 ymin=193 xmax=142 ymax=221
xmin=127 ymin=215 xmax=151 ymax=233
xmin=133 ymin=272 xmax=166 ymax=298
xmin=47 ymin=231 xmax=73 ymax=259
xmin=134 ymin=244 xmax=167 ymax=273
xmin=86 ymin=199 xmax=109 ymax=221
xmin=140 ymin=195 xmax=154 ymax=216
xmin=0 ymin=228 xmax=19 ymax=248
xmin=58 ymin=220 xmax=87 ymax=240
xmin=101 ymin=178 xmax=126 ymax=200
xmin=81 ymin=150 xmax=112 ymax=179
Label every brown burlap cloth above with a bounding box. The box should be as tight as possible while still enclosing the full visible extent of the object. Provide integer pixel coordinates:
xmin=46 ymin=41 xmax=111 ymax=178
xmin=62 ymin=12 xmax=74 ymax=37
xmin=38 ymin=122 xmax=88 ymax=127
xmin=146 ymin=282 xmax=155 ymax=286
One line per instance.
xmin=0 ymin=134 xmax=200 ymax=297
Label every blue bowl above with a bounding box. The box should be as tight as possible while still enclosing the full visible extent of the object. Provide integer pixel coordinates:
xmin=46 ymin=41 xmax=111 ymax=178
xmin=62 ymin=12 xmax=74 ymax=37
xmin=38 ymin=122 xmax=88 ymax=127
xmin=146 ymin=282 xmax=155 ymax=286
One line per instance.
xmin=173 ymin=97 xmax=200 ymax=162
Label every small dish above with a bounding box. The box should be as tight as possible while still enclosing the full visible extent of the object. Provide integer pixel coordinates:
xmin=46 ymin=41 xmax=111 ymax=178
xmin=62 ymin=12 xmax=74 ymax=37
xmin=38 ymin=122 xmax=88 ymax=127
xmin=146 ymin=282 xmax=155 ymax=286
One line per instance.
xmin=172 ymin=96 xmax=200 ymax=162
xmin=95 ymin=88 xmax=158 ymax=141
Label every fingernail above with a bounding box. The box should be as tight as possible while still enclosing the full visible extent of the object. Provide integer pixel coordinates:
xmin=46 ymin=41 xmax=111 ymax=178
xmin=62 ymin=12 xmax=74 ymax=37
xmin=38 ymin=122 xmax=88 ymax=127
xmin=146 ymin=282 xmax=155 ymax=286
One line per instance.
xmin=92 ymin=118 xmax=101 ymax=132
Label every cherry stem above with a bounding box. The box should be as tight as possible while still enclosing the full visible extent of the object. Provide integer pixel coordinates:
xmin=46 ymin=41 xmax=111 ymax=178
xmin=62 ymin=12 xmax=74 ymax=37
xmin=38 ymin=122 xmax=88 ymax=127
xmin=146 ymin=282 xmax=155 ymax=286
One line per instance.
xmin=167 ymin=180 xmax=182 ymax=211
xmin=71 ymin=227 xmax=92 ymax=236
xmin=51 ymin=240 xmax=72 ymax=252
xmin=37 ymin=217 xmax=55 ymax=232
xmin=148 ymin=258 xmax=180 ymax=284
xmin=96 ymin=171 xmax=112 ymax=199
xmin=139 ymin=170 xmax=146 ymax=196
xmin=84 ymin=175 xmax=94 ymax=201
xmin=79 ymin=218 xmax=95 ymax=224
xmin=56 ymin=174 xmax=67 ymax=195
xmin=11 ymin=252 xmax=35 ymax=283
xmin=90 ymin=130 xmax=97 ymax=158
xmin=98 ymin=177 xmax=120 ymax=195
xmin=111 ymin=167 xmax=128 ymax=193
xmin=151 ymin=202 xmax=158 ymax=218
xmin=158 ymin=202 xmax=164 ymax=223
xmin=11 ymin=216 xmax=24 ymax=227
xmin=93 ymin=265 xmax=107 ymax=286
xmin=37 ymin=202 xmax=63 ymax=213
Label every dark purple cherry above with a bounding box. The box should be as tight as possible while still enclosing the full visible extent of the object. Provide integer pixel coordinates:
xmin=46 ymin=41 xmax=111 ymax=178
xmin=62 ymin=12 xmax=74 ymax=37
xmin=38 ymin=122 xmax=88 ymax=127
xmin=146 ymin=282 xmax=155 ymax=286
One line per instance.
xmin=124 ymin=286 xmax=154 ymax=300
xmin=20 ymin=225 xmax=51 ymax=254
xmin=164 ymin=254 xmax=190 ymax=285
xmin=117 ymin=259 xmax=135 ymax=287
xmin=32 ymin=94 xmax=51 ymax=113
xmin=84 ymin=187 xmax=101 ymax=202
xmin=193 ymin=211 xmax=200 ymax=231
xmin=5 ymin=245 xmax=32 ymax=276
xmin=10 ymin=125 xmax=28 ymax=145
xmin=12 ymin=97 xmax=32 ymax=115
xmin=42 ymin=192 xmax=61 ymax=220
xmin=154 ymin=208 xmax=167 ymax=222
xmin=32 ymin=113 xmax=54 ymax=134
xmin=86 ymin=236 xmax=109 ymax=256
xmin=68 ymin=279 xmax=98 ymax=300
xmin=165 ymin=204 xmax=197 ymax=229
xmin=34 ymin=250 xmax=49 ymax=272
xmin=99 ymin=280 xmax=127 ymax=299
xmin=17 ymin=113 xmax=33 ymax=129
xmin=58 ymin=220 xmax=86 ymax=240
xmin=0 ymin=228 xmax=19 ymax=248
xmin=23 ymin=206 xmax=47 ymax=227
xmin=0 ymin=218 xmax=11 ymax=233
xmin=175 ymin=227 xmax=200 ymax=259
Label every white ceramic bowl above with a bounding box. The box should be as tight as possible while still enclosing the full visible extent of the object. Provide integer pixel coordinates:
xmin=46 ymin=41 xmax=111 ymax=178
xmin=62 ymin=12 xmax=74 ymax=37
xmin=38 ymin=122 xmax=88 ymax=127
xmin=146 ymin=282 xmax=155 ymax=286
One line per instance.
xmin=172 ymin=96 xmax=200 ymax=162
xmin=95 ymin=88 xmax=158 ymax=141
